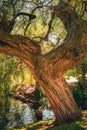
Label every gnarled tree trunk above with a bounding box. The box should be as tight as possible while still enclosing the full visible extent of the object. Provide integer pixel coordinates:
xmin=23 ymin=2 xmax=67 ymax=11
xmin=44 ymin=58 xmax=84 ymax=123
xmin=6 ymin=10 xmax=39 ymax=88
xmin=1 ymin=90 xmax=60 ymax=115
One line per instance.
xmin=35 ymin=73 xmax=81 ymax=124
xmin=33 ymin=52 xmax=83 ymax=124
xmin=0 ymin=0 xmax=87 ymax=125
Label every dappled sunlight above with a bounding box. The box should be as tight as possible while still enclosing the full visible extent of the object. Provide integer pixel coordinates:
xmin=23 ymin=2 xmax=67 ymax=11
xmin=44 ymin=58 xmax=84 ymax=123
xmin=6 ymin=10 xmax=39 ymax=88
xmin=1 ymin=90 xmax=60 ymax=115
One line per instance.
xmin=66 ymin=76 xmax=78 ymax=84
xmin=6 ymin=111 xmax=87 ymax=130
xmin=0 ymin=0 xmax=87 ymax=129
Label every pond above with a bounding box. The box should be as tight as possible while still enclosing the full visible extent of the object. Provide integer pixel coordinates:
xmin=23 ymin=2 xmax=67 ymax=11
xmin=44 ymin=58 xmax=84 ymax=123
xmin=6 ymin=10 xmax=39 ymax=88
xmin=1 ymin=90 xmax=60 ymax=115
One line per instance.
xmin=7 ymin=98 xmax=55 ymax=128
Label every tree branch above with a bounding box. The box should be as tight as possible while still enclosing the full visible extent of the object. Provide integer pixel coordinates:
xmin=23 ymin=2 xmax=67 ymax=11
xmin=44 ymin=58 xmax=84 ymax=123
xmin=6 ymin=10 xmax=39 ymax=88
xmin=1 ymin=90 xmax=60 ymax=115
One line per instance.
xmin=31 ymin=0 xmax=53 ymax=14
xmin=7 ymin=12 xmax=36 ymax=33
xmin=0 ymin=30 xmax=41 ymax=68
xmin=15 ymin=12 xmax=36 ymax=20
xmin=45 ymin=13 xmax=55 ymax=39
xmin=39 ymin=1 xmax=87 ymax=73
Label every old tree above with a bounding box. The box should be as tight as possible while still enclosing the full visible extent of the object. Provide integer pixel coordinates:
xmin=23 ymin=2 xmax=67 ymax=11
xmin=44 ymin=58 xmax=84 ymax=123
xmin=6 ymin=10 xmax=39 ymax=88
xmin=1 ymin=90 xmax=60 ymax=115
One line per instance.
xmin=0 ymin=0 xmax=87 ymax=124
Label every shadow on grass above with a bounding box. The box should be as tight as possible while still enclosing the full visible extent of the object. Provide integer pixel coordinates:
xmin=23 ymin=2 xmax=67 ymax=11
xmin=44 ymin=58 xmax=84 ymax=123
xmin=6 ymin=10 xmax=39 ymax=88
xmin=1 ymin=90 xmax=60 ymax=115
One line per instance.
xmin=5 ymin=110 xmax=87 ymax=130
xmin=46 ymin=123 xmax=85 ymax=130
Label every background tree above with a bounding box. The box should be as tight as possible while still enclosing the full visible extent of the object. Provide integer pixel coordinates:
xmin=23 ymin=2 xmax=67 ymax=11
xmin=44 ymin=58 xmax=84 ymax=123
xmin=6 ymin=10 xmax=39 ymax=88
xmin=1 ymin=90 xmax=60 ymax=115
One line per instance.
xmin=0 ymin=0 xmax=87 ymax=124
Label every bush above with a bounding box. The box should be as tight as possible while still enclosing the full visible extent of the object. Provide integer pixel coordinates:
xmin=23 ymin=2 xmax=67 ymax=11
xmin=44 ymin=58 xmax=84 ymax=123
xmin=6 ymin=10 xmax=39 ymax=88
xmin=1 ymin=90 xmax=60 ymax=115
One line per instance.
xmin=72 ymin=87 xmax=83 ymax=108
xmin=39 ymin=97 xmax=49 ymax=107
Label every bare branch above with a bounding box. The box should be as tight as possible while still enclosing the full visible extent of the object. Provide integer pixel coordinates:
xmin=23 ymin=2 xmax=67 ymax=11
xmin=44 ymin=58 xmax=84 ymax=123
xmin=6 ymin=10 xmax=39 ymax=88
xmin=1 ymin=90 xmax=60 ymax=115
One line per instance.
xmin=11 ymin=0 xmax=16 ymax=17
xmin=15 ymin=13 xmax=36 ymax=35
xmin=24 ymin=21 xmax=31 ymax=36
xmin=0 ymin=6 xmax=8 ymax=31
xmin=16 ymin=12 xmax=36 ymax=20
xmin=31 ymin=0 xmax=53 ymax=14
xmin=80 ymin=0 xmax=87 ymax=16
xmin=45 ymin=12 xmax=55 ymax=39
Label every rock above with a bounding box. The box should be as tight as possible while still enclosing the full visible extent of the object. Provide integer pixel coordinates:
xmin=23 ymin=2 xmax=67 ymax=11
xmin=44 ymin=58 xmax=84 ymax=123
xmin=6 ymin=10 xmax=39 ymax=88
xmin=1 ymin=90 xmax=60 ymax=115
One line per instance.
xmin=13 ymin=84 xmax=41 ymax=109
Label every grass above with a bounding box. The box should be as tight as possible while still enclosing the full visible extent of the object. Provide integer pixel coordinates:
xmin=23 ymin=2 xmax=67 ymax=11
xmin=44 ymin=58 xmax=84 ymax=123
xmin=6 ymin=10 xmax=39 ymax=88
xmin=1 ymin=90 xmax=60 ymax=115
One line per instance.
xmin=6 ymin=110 xmax=87 ymax=130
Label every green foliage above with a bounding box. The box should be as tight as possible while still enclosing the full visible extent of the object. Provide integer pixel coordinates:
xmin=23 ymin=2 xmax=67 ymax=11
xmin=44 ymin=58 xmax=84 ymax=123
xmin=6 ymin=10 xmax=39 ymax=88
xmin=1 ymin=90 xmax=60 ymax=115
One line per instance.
xmin=0 ymin=54 xmax=36 ymax=127
xmin=0 ymin=0 xmax=87 ymax=128
xmin=1 ymin=0 xmax=86 ymax=54
xmin=39 ymin=97 xmax=49 ymax=107
xmin=65 ymin=68 xmax=77 ymax=79
xmin=47 ymin=123 xmax=85 ymax=130
xmin=39 ymin=87 xmax=45 ymax=97
xmin=6 ymin=111 xmax=87 ymax=130
xmin=65 ymin=55 xmax=87 ymax=79
xmin=0 ymin=55 xmax=18 ymax=126
xmin=51 ymin=17 xmax=67 ymax=42
xmin=65 ymin=56 xmax=87 ymax=108
xmin=72 ymin=87 xmax=83 ymax=107
xmin=38 ymin=87 xmax=49 ymax=107
xmin=27 ymin=17 xmax=48 ymax=39
xmin=76 ymin=56 xmax=87 ymax=78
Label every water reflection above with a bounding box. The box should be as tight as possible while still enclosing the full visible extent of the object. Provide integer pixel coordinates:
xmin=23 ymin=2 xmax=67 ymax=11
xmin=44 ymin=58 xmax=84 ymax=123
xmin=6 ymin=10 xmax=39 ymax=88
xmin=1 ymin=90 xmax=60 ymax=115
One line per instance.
xmin=7 ymin=99 xmax=36 ymax=128
xmin=43 ymin=109 xmax=55 ymax=120
xmin=7 ymin=99 xmax=55 ymax=128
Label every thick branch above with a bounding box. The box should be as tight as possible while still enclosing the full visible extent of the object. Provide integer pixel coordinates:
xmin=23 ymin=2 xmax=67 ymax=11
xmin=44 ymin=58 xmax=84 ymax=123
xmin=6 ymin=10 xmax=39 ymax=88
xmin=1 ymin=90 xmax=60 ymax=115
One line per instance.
xmin=38 ymin=1 xmax=87 ymax=74
xmin=0 ymin=29 xmax=41 ymax=69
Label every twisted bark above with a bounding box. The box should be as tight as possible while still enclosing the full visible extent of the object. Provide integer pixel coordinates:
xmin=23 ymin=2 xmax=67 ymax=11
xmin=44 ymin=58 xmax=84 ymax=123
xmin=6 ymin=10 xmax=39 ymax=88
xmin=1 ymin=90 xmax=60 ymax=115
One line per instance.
xmin=0 ymin=0 xmax=87 ymax=124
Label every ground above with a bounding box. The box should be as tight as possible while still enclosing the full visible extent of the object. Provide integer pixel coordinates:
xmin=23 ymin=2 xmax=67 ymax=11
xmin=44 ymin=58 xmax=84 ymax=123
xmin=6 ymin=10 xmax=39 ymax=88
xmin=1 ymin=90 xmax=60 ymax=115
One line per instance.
xmin=6 ymin=110 xmax=87 ymax=130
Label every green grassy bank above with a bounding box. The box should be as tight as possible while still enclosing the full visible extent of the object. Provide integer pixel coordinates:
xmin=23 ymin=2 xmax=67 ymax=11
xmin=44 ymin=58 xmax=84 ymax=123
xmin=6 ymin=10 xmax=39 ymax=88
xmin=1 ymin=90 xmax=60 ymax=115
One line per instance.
xmin=6 ymin=110 xmax=87 ymax=130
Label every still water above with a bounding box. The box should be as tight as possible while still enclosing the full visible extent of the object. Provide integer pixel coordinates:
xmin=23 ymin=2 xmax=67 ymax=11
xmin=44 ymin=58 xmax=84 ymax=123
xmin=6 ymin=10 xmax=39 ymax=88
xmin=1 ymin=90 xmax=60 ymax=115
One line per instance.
xmin=7 ymin=99 xmax=55 ymax=128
